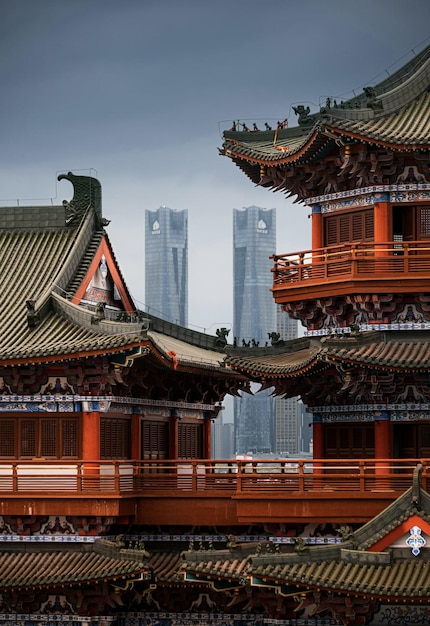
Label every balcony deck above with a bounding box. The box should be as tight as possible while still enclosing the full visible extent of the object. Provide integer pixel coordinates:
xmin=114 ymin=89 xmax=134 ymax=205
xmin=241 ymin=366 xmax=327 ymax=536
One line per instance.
xmin=0 ymin=458 xmax=426 ymax=525
xmin=271 ymin=241 xmax=430 ymax=302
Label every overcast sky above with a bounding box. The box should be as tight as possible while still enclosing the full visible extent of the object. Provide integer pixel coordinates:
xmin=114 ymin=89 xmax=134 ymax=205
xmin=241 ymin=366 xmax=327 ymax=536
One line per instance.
xmin=0 ymin=0 xmax=429 ymax=333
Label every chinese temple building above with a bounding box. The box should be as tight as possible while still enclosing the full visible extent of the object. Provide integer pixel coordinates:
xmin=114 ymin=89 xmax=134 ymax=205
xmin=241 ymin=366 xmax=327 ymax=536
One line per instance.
xmin=0 ymin=170 xmax=250 ymax=624
xmin=217 ymin=43 xmax=430 ymax=624
xmin=1 ymin=42 xmax=430 ymax=626
xmin=221 ymin=44 xmax=430 ymax=463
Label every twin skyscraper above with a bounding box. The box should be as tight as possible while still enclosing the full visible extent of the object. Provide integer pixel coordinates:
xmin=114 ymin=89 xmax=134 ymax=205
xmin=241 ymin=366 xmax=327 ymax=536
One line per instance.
xmin=145 ymin=205 xmax=304 ymax=456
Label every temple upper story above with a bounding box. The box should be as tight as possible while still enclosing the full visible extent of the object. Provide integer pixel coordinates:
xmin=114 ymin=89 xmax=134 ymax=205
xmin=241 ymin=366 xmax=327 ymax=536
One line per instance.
xmin=220 ymin=45 xmax=430 ymax=335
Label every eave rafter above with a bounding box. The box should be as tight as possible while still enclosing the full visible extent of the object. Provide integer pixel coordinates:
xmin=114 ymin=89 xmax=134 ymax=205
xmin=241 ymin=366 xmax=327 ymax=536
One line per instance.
xmin=0 ymin=342 xmax=144 ymax=368
xmin=322 ymin=123 xmax=430 ymax=152
xmin=223 ymin=129 xmax=324 ymax=167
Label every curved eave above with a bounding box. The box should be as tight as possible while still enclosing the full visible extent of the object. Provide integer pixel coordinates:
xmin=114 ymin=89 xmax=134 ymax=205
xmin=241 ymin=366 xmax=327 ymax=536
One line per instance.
xmin=323 ymin=123 xmax=430 ymax=152
xmin=222 ymin=89 xmax=430 ymax=174
xmin=0 ymin=341 xmax=144 ymax=367
xmin=320 ymin=346 xmax=430 ymax=372
xmin=322 ymin=91 xmax=430 ymax=150
xmin=253 ymin=559 xmax=430 ymax=602
xmin=317 ymin=332 xmax=430 ymax=372
xmin=0 ymin=293 xmax=145 ymax=365
xmin=226 ymin=346 xmax=322 ymax=378
xmin=223 ymin=128 xmax=325 ymax=168
xmin=0 ymin=547 xmax=149 ymax=591
xmin=147 ymin=330 xmax=244 ymax=377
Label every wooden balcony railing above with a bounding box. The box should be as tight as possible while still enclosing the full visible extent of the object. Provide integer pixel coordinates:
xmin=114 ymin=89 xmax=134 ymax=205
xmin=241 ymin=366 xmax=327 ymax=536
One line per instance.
xmin=0 ymin=458 xmax=427 ymax=497
xmin=271 ymin=241 xmax=430 ymax=296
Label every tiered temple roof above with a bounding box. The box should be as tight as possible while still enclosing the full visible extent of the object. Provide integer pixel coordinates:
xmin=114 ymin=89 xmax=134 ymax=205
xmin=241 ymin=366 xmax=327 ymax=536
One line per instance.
xmin=220 ymin=45 xmax=430 ymax=202
xmin=226 ymin=330 xmax=430 ymax=379
xmin=0 ymin=538 xmax=150 ymax=592
xmin=0 ymin=171 xmax=246 ymax=390
xmin=180 ymin=466 xmax=430 ymax=603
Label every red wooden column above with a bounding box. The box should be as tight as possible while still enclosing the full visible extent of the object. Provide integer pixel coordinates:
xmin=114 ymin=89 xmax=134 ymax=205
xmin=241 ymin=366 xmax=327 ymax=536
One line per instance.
xmin=203 ymin=413 xmax=212 ymax=459
xmin=374 ymin=411 xmax=391 ymax=459
xmin=82 ymin=410 xmax=100 ymax=460
xmin=312 ymin=414 xmax=324 ymax=459
xmin=131 ymin=412 xmax=141 ymax=460
xmin=312 ymin=414 xmax=324 ymax=480
xmin=169 ymin=410 xmax=179 ymax=459
xmin=374 ymin=411 xmax=391 ymax=478
xmin=373 ymin=193 xmax=391 ymax=254
xmin=311 ymin=204 xmax=323 ymax=251
xmin=81 ymin=409 xmax=101 ymax=489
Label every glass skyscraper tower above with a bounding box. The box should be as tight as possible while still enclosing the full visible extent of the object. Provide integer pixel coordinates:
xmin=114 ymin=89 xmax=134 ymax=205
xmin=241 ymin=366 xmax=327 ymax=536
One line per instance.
xmin=233 ymin=206 xmax=276 ymax=454
xmin=145 ymin=207 xmax=188 ymax=327
xmin=275 ymin=305 xmax=299 ymax=455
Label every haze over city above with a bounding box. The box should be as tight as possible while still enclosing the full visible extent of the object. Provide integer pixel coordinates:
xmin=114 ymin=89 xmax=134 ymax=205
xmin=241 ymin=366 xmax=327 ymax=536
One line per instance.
xmin=1 ymin=0 xmax=429 ymax=333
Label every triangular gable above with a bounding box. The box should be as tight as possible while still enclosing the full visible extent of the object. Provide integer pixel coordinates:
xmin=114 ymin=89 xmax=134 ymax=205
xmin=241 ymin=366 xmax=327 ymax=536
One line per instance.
xmin=72 ymin=236 xmax=135 ymax=312
xmin=354 ymin=464 xmax=430 ymax=553
xmin=368 ymin=515 xmax=430 ymax=553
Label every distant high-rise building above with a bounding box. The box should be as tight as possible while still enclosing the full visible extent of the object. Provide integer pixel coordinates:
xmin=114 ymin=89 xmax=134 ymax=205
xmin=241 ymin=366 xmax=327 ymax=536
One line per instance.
xmin=233 ymin=206 xmax=276 ymax=454
xmin=145 ymin=207 xmax=188 ymax=326
xmin=211 ymin=413 xmax=234 ymax=459
xmin=274 ymin=306 xmax=300 ymax=455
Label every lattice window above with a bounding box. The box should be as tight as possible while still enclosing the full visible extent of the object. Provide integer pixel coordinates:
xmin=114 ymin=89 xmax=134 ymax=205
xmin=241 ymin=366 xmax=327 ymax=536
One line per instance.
xmin=143 ymin=421 xmax=168 ymax=459
xmin=178 ymin=423 xmax=203 ymax=459
xmin=0 ymin=420 xmax=15 ymax=457
xmin=21 ymin=420 xmax=36 ymax=457
xmin=100 ymin=418 xmax=131 ymax=459
xmin=365 ymin=427 xmax=375 ymax=450
xmin=324 ymin=210 xmax=374 ymax=246
xmin=339 ymin=427 xmax=349 ymax=449
xmin=419 ymin=207 xmax=430 ymax=237
xmin=62 ymin=420 xmax=78 ymax=457
xmin=352 ymin=214 xmax=362 ymax=241
xmin=352 ymin=428 xmax=363 ymax=450
xmin=0 ymin=417 xmax=78 ymax=459
xmin=41 ymin=420 xmax=57 ymax=457
xmin=326 ymin=218 xmax=338 ymax=246
xmin=365 ymin=211 xmax=374 ymax=239
xmin=324 ymin=424 xmax=374 ymax=458
xmin=339 ymin=216 xmax=350 ymax=243
xmin=419 ymin=425 xmax=430 ymax=456
xmin=325 ymin=428 xmax=337 ymax=451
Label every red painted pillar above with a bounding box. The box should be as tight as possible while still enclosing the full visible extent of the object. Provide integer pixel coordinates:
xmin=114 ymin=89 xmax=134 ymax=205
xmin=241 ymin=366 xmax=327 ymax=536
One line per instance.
xmin=203 ymin=413 xmax=212 ymax=459
xmin=374 ymin=193 xmax=391 ymax=255
xmin=374 ymin=412 xmax=391 ymax=480
xmin=374 ymin=412 xmax=391 ymax=460
xmin=311 ymin=204 xmax=323 ymax=251
xmin=81 ymin=409 xmax=101 ymax=490
xmin=312 ymin=415 xmax=324 ymax=460
xmin=312 ymin=415 xmax=324 ymax=479
xmin=82 ymin=410 xmax=100 ymax=460
xmin=131 ymin=413 xmax=141 ymax=460
xmin=169 ymin=411 xmax=179 ymax=459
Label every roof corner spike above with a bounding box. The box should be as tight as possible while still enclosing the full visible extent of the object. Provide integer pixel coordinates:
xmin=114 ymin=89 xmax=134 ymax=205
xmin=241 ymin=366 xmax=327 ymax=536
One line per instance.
xmin=411 ymin=463 xmax=423 ymax=507
xmin=58 ymin=171 xmax=107 ymax=227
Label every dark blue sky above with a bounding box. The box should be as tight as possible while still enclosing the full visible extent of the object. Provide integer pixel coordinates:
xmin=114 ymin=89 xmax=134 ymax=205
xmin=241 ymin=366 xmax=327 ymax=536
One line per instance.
xmin=0 ymin=0 xmax=429 ymax=330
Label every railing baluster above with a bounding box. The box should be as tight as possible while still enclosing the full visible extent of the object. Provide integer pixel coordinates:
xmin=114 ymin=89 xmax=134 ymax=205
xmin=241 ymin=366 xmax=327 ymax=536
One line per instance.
xmin=12 ymin=462 xmax=17 ymax=493
xmin=114 ymin=461 xmax=120 ymax=494
xmin=1 ymin=458 xmax=429 ymax=501
xmin=237 ymin=462 xmax=243 ymax=493
xmin=359 ymin=460 xmax=365 ymax=492
xmin=77 ymin=462 xmax=82 ymax=492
